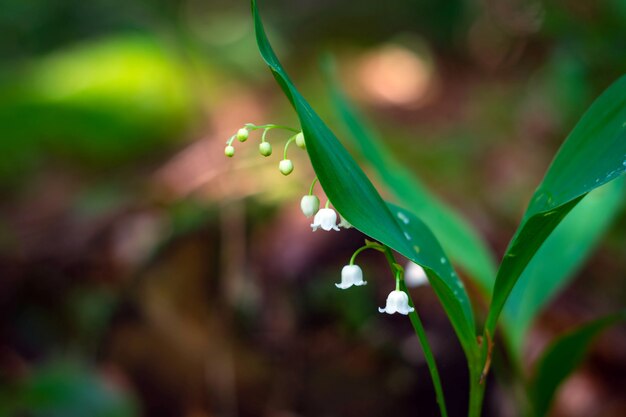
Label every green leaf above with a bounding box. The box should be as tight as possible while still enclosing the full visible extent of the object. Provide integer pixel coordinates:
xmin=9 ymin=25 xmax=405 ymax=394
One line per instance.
xmin=503 ymin=178 xmax=625 ymax=354
xmin=322 ymin=58 xmax=497 ymax=294
xmin=529 ymin=311 xmax=626 ymax=417
xmin=485 ymin=75 xmax=626 ymax=335
xmin=251 ymin=0 xmax=478 ymax=359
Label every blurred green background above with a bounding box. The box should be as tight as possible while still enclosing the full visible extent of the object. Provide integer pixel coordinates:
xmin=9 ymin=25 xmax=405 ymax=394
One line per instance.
xmin=1 ymin=1 xmax=625 ymax=416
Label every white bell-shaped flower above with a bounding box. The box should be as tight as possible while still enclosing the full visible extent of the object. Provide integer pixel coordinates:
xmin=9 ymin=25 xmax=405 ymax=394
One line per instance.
xmin=378 ymin=290 xmax=415 ymax=315
xmin=300 ymin=195 xmax=320 ymax=218
xmin=311 ymin=208 xmax=340 ymax=232
xmin=405 ymin=262 xmax=428 ymax=288
xmin=335 ymin=264 xmax=367 ymax=289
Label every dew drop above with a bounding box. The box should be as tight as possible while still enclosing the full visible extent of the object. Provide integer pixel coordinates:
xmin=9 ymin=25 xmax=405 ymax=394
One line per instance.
xmin=413 ymin=245 xmax=421 ymax=253
xmin=440 ymin=257 xmax=446 ymax=264
xmin=404 ymin=231 xmax=412 ymax=240
xmin=397 ymin=212 xmax=410 ymax=224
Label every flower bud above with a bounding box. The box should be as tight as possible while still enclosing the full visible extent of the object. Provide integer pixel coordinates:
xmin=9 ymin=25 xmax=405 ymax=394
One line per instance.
xmin=259 ymin=141 xmax=272 ymax=156
xmin=295 ymin=132 xmax=306 ymax=149
xmin=236 ymin=128 xmax=249 ymax=142
xmin=224 ymin=145 xmax=235 ymax=157
xmin=300 ymin=195 xmax=320 ymax=218
xmin=279 ymin=159 xmax=294 ymax=175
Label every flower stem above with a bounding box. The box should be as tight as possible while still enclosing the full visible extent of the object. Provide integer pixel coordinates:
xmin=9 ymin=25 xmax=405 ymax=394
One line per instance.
xmin=349 ymin=242 xmax=385 ymax=265
xmin=308 ymin=177 xmax=318 ymax=195
xmin=283 ymin=135 xmax=296 ymax=159
xmin=246 ymin=123 xmax=299 ymax=133
xmin=261 ymin=128 xmax=270 ymax=143
xmin=382 ymin=247 xmax=449 ymax=417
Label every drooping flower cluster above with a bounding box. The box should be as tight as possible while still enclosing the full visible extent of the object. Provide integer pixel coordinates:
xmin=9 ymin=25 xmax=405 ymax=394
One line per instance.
xmin=333 ymin=241 xmax=428 ymax=316
xmin=223 ymin=123 xmax=303 ymax=176
xmin=224 ymin=122 xmax=426 ymax=317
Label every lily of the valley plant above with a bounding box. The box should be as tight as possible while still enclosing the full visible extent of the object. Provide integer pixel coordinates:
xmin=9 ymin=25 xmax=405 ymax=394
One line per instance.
xmin=222 ymin=2 xmax=626 ymax=416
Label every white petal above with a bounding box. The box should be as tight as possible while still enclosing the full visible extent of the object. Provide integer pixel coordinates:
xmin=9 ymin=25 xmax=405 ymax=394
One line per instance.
xmin=398 ymin=305 xmax=415 ymax=315
xmin=335 ymin=282 xmax=352 ymax=289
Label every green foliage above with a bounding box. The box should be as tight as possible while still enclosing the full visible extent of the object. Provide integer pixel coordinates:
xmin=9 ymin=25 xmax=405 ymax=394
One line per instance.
xmin=485 ymin=75 xmax=626 ymax=335
xmin=0 ymin=35 xmax=195 ymax=185
xmin=529 ymin=312 xmax=626 ymax=417
xmin=1 ymin=361 xmax=138 ymax=417
xmin=323 ymin=58 xmax=497 ymax=294
xmin=251 ymin=0 xmax=479 ymax=363
xmin=250 ymin=2 xmax=626 ymax=416
xmin=503 ymin=178 xmax=625 ymax=354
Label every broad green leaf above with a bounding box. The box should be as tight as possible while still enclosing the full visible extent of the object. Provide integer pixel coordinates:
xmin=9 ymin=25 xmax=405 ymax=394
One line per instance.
xmin=503 ymin=178 xmax=625 ymax=355
xmin=251 ymin=0 xmax=479 ymax=359
xmin=323 ymin=58 xmax=497 ymax=293
xmin=485 ymin=75 xmax=626 ymax=335
xmin=529 ymin=311 xmax=626 ymax=417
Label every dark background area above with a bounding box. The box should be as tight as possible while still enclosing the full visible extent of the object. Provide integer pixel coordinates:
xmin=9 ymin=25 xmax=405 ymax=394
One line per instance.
xmin=0 ymin=1 xmax=625 ymax=416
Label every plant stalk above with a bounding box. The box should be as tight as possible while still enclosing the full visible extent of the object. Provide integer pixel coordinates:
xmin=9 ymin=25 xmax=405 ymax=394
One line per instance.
xmin=383 ymin=247 xmax=449 ymax=417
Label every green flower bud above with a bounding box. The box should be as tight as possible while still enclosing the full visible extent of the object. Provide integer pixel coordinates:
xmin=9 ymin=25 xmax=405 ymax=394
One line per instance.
xmin=259 ymin=141 xmax=272 ymax=156
xmin=295 ymin=132 xmax=306 ymax=149
xmin=279 ymin=159 xmax=294 ymax=175
xmin=236 ymin=128 xmax=249 ymax=142
xmin=224 ymin=145 xmax=235 ymax=157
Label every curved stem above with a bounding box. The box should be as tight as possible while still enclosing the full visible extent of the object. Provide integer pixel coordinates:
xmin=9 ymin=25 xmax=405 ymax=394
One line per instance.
xmin=226 ymin=135 xmax=236 ymax=146
xmin=382 ymin=247 xmax=449 ymax=417
xmin=349 ymin=242 xmax=384 ymax=265
xmin=308 ymin=177 xmax=318 ymax=195
xmin=283 ymin=135 xmax=296 ymax=159
xmin=261 ymin=128 xmax=270 ymax=143
xmin=246 ymin=123 xmax=299 ymax=133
